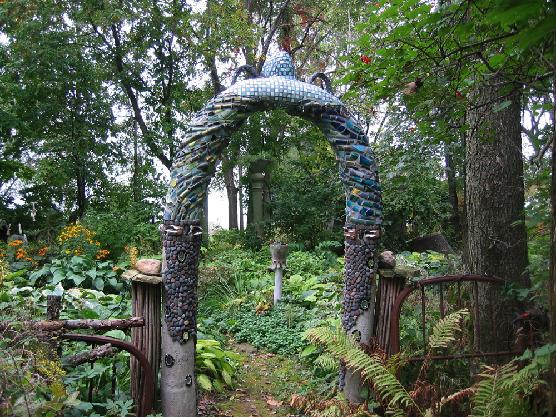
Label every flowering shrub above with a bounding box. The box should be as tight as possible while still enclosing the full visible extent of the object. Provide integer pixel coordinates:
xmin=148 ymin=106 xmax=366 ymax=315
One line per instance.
xmin=57 ymin=223 xmax=110 ymax=260
xmin=0 ymin=240 xmax=50 ymax=269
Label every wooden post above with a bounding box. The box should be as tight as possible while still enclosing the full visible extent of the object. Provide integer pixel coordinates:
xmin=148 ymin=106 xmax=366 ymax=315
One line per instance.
xmin=46 ymin=295 xmax=62 ymax=358
xmin=122 ymin=269 xmax=162 ymax=405
xmin=373 ymin=254 xmax=420 ymax=355
xmin=46 ymin=295 xmax=62 ymax=320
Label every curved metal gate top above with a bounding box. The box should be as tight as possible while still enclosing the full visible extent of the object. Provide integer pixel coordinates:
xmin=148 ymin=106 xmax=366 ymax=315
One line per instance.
xmin=160 ymin=52 xmax=383 ymax=416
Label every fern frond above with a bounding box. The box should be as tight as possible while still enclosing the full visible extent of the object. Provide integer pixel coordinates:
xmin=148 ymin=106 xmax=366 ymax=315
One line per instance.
xmin=315 ymin=353 xmax=340 ymax=372
xmin=305 ymin=326 xmax=420 ymax=415
xmin=438 ymin=386 xmax=475 ymax=409
xmin=428 ymin=309 xmax=469 ymax=349
xmin=470 ymin=362 xmax=517 ymax=417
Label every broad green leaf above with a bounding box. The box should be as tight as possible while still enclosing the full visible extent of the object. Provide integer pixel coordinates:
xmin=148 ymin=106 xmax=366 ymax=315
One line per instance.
xmin=203 ymin=359 xmax=217 ymax=373
xmin=197 ymin=374 xmax=212 ymax=391
xmin=221 ymin=369 xmax=232 ymax=386
xmin=300 ymin=344 xmax=317 ymax=357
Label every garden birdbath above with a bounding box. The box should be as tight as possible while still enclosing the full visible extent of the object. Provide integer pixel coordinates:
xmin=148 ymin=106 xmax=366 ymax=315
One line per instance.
xmin=269 ymin=242 xmax=288 ymax=305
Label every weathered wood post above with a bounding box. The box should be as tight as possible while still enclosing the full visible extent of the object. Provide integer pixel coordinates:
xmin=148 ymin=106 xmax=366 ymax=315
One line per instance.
xmin=269 ymin=243 xmax=288 ymax=305
xmin=122 ymin=261 xmax=162 ymax=404
xmin=46 ymin=295 xmax=62 ymax=358
xmin=373 ymin=252 xmax=420 ymax=355
xmin=342 ymin=225 xmax=380 ymax=402
xmin=46 ymin=295 xmax=62 ymax=320
xmin=160 ymin=220 xmax=202 ymax=417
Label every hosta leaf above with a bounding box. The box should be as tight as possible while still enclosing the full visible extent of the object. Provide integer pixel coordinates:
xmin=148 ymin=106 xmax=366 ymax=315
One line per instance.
xmin=203 ymin=359 xmax=217 ymax=373
xmin=197 ymin=374 xmax=212 ymax=391
xmin=221 ymin=369 xmax=232 ymax=386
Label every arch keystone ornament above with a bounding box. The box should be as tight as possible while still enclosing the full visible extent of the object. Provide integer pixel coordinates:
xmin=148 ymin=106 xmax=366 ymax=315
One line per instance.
xmin=161 ymin=52 xmax=382 ymax=416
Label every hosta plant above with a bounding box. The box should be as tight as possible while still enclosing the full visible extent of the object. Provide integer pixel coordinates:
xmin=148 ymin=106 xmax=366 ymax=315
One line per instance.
xmin=195 ymin=338 xmax=242 ymax=392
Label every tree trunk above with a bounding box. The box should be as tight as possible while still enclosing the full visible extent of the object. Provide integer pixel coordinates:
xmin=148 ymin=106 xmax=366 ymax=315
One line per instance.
xmin=132 ymin=121 xmax=141 ymax=203
xmin=548 ymin=38 xmax=556 ymax=417
xmin=202 ymin=193 xmax=209 ymax=242
xmin=76 ymin=168 xmax=86 ymax=219
xmin=465 ymin=76 xmax=530 ymax=352
xmin=223 ymin=158 xmax=238 ymax=230
xmin=444 ymin=146 xmax=461 ymax=239
xmin=239 ymin=165 xmax=245 ymax=230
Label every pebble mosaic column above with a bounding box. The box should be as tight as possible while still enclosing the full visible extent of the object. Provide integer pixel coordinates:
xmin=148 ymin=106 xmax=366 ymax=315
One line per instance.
xmin=161 ymin=220 xmax=202 ymax=417
xmin=340 ymin=224 xmax=379 ymax=401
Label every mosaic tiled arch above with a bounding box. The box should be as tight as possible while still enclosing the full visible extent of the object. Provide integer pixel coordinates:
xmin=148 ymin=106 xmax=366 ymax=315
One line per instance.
xmin=160 ymin=52 xmax=383 ymax=413
xmin=164 ymin=52 xmax=382 ymax=227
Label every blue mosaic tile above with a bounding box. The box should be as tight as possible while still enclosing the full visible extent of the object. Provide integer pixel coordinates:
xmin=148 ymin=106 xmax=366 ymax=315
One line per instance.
xmin=164 ymin=53 xmax=382 ymax=227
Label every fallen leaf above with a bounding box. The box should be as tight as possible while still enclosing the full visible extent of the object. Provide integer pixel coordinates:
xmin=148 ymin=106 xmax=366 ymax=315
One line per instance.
xmin=266 ymin=398 xmax=283 ymax=408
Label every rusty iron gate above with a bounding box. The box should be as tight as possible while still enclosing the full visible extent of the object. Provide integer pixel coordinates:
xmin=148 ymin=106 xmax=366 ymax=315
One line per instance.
xmin=61 ymin=334 xmax=155 ymax=417
xmin=388 ymin=274 xmax=531 ymax=361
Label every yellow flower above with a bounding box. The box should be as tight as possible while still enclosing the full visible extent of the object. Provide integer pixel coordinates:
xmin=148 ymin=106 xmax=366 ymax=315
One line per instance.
xmin=8 ymin=240 xmax=23 ymax=247
xmin=15 ymin=248 xmax=27 ymax=259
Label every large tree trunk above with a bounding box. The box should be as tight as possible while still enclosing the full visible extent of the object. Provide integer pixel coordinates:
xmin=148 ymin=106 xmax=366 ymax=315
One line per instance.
xmin=239 ymin=165 xmax=245 ymax=230
xmin=548 ymin=48 xmax=556 ymax=417
xmin=465 ymin=76 xmax=530 ymax=352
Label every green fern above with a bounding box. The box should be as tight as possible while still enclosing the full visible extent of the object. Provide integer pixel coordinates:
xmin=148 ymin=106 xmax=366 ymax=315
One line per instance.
xmin=305 ymin=326 xmax=420 ymax=415
xmin=470 ymin=360 xmax=542 ymax=417
xmin=427 ymin=309 xmax=469 ymax=349
xmin=315 ymin=353 xmax=340 ymax=372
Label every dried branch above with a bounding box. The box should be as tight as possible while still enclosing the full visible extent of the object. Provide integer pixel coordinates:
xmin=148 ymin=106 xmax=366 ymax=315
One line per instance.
xmin=63 ymin=343 xmax=116 ymax=367
xmin=0 ymin=316 xmax=145 ymax=332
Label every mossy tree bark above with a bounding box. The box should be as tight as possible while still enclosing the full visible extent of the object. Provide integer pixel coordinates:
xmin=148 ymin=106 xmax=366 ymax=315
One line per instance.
xmin=465 ymin=76 xmax=530 ymax=352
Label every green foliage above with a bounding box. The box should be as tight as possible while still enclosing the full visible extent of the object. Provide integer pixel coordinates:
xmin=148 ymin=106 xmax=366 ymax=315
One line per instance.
xmin=29 ymin=256 xmax=123 ymax=293
xmin=397 ymin=251 xmax=461 ymax=277
xmin=470 ymin=361 xmax=543 ymax=417
xmin=0 ymin=337 xmax=81 ymax=417
xmin=283 ymin=273 xmax=341 ymax=308
xmin=83 ymin=204 xmax=160 ymax=260
xmin=195 ymin=338 xmax=242 ymax=392
xmin=226 ymin=303 xmax=313 ymax=355
xmin=427 ymin=309 xmax=469 ymax=349
xmin=374 ymin=120 xmax=454 ymax=249
xmin=269 ymin=128 xmax=344 ymax=248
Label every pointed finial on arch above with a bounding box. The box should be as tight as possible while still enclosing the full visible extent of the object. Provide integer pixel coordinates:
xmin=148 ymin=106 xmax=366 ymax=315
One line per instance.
xmin=261 ymin=51 xmax=296 ymax=79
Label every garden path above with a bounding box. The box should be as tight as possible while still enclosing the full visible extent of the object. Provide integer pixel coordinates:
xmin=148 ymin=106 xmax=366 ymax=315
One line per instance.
xmin=200 ymin=342 xmax=306 ymax=417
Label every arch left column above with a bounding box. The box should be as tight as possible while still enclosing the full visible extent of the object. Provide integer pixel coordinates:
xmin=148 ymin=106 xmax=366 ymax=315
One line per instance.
xmin=161 ymin=220 xmax=202 ymax=417
xmin=160 ymin=93 xmax=249 ymax=416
